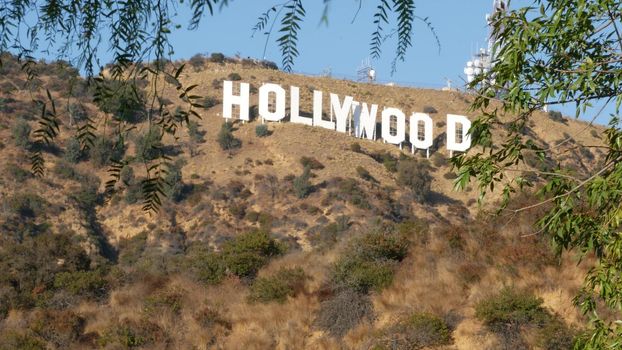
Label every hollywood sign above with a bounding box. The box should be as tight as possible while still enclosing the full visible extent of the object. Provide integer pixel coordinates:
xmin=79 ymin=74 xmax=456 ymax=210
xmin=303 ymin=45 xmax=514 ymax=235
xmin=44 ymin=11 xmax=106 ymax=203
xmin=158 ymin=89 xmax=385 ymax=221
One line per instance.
xmin=221 ymin=80 xmax=471 ymax=157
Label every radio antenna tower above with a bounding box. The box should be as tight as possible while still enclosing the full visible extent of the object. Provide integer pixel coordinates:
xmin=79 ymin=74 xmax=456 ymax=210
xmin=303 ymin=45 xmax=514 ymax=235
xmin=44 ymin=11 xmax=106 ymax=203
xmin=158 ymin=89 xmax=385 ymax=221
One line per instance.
xmin=464 ymin=0 xmax=506 ymax=86
xmin=357 ymin=57 xmax=376 ymax=83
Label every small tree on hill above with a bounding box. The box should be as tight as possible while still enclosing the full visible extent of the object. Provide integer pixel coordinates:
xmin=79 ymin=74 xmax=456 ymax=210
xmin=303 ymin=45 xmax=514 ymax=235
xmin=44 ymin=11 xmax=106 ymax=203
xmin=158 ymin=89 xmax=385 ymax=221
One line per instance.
xmin=397 ymin=159 xmax=432 ymax=203
xmin=217 ymin=121 xmax=241 ymax=151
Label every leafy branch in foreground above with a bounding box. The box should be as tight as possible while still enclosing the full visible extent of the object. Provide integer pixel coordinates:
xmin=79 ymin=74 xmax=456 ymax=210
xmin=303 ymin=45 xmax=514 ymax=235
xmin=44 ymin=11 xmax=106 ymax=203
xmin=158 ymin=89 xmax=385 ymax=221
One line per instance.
xmin=453 ymin=1 xmax=622 ymax=347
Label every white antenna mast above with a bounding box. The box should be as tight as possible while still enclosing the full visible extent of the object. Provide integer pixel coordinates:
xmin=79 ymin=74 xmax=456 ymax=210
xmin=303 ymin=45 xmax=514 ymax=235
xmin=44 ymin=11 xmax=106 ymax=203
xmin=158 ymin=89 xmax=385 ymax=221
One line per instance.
xmin=357 ymin=57 xmax=376 ymax=83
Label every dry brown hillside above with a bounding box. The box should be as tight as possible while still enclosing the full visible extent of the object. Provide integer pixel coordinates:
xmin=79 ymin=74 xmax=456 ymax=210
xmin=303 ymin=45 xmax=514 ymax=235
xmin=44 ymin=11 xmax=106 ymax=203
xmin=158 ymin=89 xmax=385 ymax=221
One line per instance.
xmin=0 ymin=54 xmax=605 ymax=349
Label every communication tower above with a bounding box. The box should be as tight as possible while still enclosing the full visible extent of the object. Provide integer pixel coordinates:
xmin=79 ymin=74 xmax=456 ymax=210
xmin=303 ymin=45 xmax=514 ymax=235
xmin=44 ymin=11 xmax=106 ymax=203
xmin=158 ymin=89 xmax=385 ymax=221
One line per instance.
xmin=357 ymin=57 xmax=376 ymax=83
xmin=464 ymin=0 xmax=507 ymax=86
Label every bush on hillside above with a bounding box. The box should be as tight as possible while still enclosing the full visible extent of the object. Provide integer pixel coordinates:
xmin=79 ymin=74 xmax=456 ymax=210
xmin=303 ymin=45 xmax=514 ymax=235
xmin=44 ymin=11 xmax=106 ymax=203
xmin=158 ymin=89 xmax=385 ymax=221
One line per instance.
xmin=547 ymin=110 xmax=565 ymax=123
xmin=202 ymin=96 xmax=219 ymax=109
xmin=187 ymin=120 xmax=204 ymax=145
xmin=89 ymin=137 xmax=125 ymax=168
xmin=227 ymin=72 xmax=242 ymax=81
xmin=423 ymin=105 xmax=438 ymax=114
xmin=475 ymin=287 xmax=576 ymax=349
xmin=68 ymin=103 xmax=88 ymax=124
xmin=248 ymin=267 xmax=308 ymax=303
xmin=255 ymin=124 xmax=270 ymax=137
xmin=8 ymin=192 xmax=48 ymax=218
xmin=356 ymin=166 xmax=375 ymax=182
xmin=27 ymin=309 xmax=85 ymax=348
xmin=300 ymin=156 xmax=324 ymax=170
xmin=222 ymin=230 xmax=284 ymax=279
xmin=94 ymin=80 xmax=146 ymax=123
xmin=350 ymin=142 xmax=362 ymax=153
xmin=293 ymin=166 xmax=312 ymax=199
xmin=11 ymin=119 xmax=31 ymax=148
xmin=475 ymin=287 xmax=548 ymax=332
xmin=331 ymin=230 xmax=409 ymax=293
xmin=217 ymin=121 xmax=241 ymax=151
xmin=397 ymin=159 xmax=432 ymax=203
xmin=374 ymin=312 xmax=453 ymax=349
xmin=189 ymin=53 xmax=206 ymax=70
xmin=210 ymin=52 xmax=226 ymax=63
xmin=63 ymin=137 xmax=84 ymax=163
xmin=134 ymin=127 xmax=163 ymax=161
xmin=6 ymin=163 xmax=32 ymax=182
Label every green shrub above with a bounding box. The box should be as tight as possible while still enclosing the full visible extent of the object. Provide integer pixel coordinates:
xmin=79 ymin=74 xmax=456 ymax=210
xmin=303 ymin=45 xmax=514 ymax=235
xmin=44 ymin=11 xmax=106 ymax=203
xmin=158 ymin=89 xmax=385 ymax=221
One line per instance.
xmin=134 ymin=127 xmax=162 ymax=161
xmin=475 ymin=287 xmax=548 ymax=332
xmin=189 ymin=53 xmax=206 ymax=70
xmin=300 ymin=156 xmax=324 ymax=170
xmin=356 ymin=231 xmax=410 ymax=261
xmin=125 ymin=182 xmax=142 ymax=204
xmin=53 ymin=269 xmax=109 ymax=299
xmin=28 ymin=309 xmax=85 ymax=348
xmin=97 ymin=318 xmax=166 ymax=348
xmin=397 ymin=159 xmax=432 ymax=203
xmin=222 ymin=230 xmax=283 ymax=279
xmin=431 ymin=152 xmax=448 ymax=167
xmin=227 ymin=72 xmax=242 ymax=81
xmin=6 ymin=163 xmax=32 ymax=182
xmin=374 ymin=312 xmax=452 ymax=349
xmin=120 ymin=165 xmax=134 ymax=186
xmin=248 ymin=267 xmax=307 ymax=303
xmin=537 ymin=319 xmax=577 ymax=350
xmin=331 ymin=229 xmax=408 ymax=293
xmin=118 ymin=232 xmax=148 ymax=266
xmin=590 ymin=129 xmax=600 ymax=138
xmin=332 ymin=257 xmax=395 ymax=293
xmin=68 ymin=103 xmax=88 ymax=123
xmin=356 ymin=166 xmax=375 ymax=182
xmin=187 ymin=120 xmax=204 ymax=144
xmin=8 ymin=192 xmax=47 ymax=218
xmin=202 ymin=96 xmax=219 ymax=109
xmin=217 ymin=121 xmax=241 ymax=150
xmin=94 ymin=80 xmax=146 ymax=123
xmin=379 ymin=152 xmax=398 ymax=173
xmin=423 ymin=105 xmax=438 ymax=114
xmin=89 ymin=137 xmax=125 ymax=168
xmin=11 ymin=119 xmax=31 ymax=148
xmin=63 ymin=137 xmax=84 ymax=163
xmin=255 ymin=124 xmax=270 ymax=137
xmin=0 ymin=331 xmax=46 ymax=350
xmin=336 ymin=178 xmax=371 ymax=209
xmin=293 ymin=166 xmax=312 ymax=198
xmin=189 ymin=250 xmax=227 ymax=285
xmin=143 ymin=288 xmax=183 ymax=315
xmin=547 ymin=110 xmax=564 ymax=123
xmin=210 ymin=52 xmax=226 ymax=63
xmin=165 ymin=159 xmax=192 ymax=202
xmin=350 ymin=142 xmax=362 ymax=153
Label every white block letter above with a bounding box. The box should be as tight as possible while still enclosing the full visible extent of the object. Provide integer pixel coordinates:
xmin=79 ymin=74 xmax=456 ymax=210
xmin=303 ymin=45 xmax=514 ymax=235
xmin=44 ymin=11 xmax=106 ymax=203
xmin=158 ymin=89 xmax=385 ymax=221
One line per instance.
xmin=447 ymin=114 xmax=472 ymax=152
xmin=259 ymin=83 xmax=286 ymax=122
xmin=290 ymin=86 xmax=312 ymax=125
xmin=223 ymin=80 xmax=250 ymax=121
xmin=313 ymin=90 xmax=335 ymax=130
xmin=382 ymin=108 xmax=406 ymax=145
xmin=352 ymin=102 xmax=378 ymax=140
xmin=331 ymin=93 xmax=354 ymax=133
xmin=409 ymin=113 xmax=433 ymax=150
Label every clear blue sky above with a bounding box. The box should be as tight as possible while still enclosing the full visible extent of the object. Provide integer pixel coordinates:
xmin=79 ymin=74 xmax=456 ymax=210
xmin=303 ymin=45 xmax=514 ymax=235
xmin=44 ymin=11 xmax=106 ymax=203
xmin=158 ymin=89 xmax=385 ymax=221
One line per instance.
xmin=169 ymin=1 xmax=492 ymax=89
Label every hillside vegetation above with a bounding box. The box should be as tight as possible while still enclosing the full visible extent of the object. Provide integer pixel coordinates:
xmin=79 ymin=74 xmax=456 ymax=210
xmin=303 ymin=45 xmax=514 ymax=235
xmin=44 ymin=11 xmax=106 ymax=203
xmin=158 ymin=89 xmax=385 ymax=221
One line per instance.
xmin=0 ymin=53 xmax=607 ymax=349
